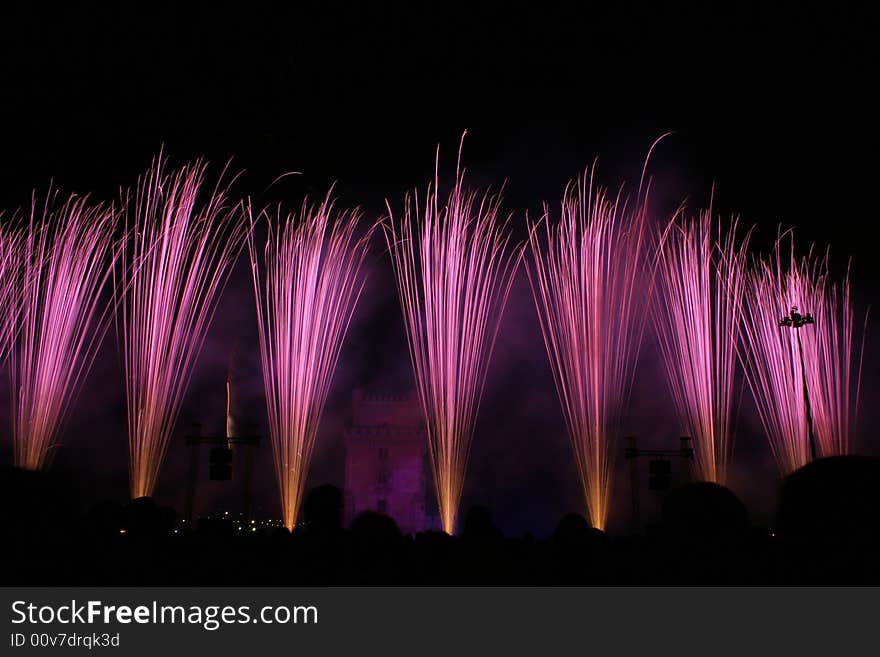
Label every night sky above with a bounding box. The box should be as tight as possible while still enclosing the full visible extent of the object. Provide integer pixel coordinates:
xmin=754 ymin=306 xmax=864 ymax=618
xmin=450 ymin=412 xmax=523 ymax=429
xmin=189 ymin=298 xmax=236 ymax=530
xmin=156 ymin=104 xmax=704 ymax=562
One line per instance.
xmin=1 ymin=1 xmax=877 ymax=535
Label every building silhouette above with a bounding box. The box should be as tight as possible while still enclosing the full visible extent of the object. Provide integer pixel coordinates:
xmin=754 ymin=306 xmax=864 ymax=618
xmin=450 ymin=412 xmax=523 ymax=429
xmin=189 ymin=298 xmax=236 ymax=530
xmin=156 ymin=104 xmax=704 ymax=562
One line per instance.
xmin=344 ymin=389 xmax=435 ymax=534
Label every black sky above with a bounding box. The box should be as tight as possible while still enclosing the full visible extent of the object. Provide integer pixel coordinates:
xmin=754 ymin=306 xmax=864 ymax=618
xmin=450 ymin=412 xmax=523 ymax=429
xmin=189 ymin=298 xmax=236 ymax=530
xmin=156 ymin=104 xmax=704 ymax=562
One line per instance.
xmin=1 ymin=1 xmax=877 ymax=535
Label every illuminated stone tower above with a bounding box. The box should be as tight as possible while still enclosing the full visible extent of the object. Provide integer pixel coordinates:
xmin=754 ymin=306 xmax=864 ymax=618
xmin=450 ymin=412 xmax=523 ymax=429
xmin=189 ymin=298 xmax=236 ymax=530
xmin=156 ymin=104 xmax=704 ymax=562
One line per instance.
xmin=344 ymin=389 xmax=432 ymax=534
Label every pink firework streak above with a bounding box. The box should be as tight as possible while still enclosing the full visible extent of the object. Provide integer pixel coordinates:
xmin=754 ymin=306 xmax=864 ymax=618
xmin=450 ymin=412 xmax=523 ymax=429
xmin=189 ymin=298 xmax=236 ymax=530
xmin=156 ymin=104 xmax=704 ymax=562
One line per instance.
xmin=804 ymin=259 xmax=867 ymax=458
xmin=526 ymin=164 xmax=653 ymax=531
xmin=248 ymin=194 xmax=374 ymax=531
xmin=8 ymin=192 xmax=117 ymax=471
xmin=652 ymin=207 xmax=752 ymax=484
xmin=384 ymin=140 xmax=522 ymax=535
xmin=0 ymin=221 xmax=24 ymax=364
xmin=116 ymin=154 xmax=247 ymax=499
xmin=740 ymin=235 xmax=867 ymax=474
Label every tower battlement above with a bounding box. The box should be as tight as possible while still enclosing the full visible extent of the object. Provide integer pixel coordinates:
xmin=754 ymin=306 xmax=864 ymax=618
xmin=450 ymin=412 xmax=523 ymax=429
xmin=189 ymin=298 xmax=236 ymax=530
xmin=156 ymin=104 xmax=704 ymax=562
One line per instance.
xmin=351 ymin=388 xmax=423 ymax=429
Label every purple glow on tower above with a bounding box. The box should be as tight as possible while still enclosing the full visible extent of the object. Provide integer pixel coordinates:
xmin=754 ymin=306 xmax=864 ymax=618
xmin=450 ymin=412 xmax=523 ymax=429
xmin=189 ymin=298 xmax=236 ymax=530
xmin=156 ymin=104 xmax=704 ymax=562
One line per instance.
xmin=384 ymin=138 xmax=522 ymax=535
xmin=652 ymin=208 xmax=751 ymax=483
xmin=116 ymin=154 xmax=247 ymax=499
xmin=248 ymin=194 xmax=374 ymax=531
xmin=8 ymin=192 xmax=117 ymax=471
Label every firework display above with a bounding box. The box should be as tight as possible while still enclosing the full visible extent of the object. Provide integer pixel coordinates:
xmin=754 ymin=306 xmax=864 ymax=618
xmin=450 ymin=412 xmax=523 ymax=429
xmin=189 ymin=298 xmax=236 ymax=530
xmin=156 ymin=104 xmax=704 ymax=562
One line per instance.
xmin=526 ymin=167 xmax=652 ymax=531
xmin=6 ymin=193 xmax=116 ymax=471
xmin=740 ymin=236 xmax=866 ymax=474
xmin=248 ymin=195 xmax=373 ymax=530
xmin=0 ymin=142 xmax=869 ymax=535
xmin=384 ymin=142 xmax=521 ymax=534
xmin=652 ymin=208 xmax=751 ymax=483
xmin=116 ymin=155 xmax=247 ymax=499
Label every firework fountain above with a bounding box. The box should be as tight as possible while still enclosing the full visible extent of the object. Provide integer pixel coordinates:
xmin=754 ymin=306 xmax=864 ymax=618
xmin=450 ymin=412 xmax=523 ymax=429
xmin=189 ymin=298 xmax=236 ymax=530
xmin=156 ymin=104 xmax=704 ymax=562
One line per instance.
xmin=526 ymin=165 xmax=652 ymax=531
xmin=739 ymin=235 xmax=866 ymax=474
xmin=116 ymin=155 xmax=247 ymax=499
xmin=652 ymin=208 xmax=752 ymax=484
xmin=384 ymin=141 xmax=521 ymax=534
xmin=7 ymin=193 xmax=117 ymax=471
xmin=248 ymin=194 xmax=373 ymax=531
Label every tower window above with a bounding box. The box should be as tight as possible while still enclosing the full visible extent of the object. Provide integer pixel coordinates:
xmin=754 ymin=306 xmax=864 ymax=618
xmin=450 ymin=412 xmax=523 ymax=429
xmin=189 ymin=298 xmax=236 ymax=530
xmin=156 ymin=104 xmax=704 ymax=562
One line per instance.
xmin=377 ymin=499 xmax=387 ymax=513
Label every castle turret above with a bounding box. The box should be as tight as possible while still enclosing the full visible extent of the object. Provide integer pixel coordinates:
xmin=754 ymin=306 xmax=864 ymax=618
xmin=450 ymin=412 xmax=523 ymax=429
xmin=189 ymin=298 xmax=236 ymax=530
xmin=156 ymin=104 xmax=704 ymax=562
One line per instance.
xmin=343 ymin=389 xmax=432 ymax=533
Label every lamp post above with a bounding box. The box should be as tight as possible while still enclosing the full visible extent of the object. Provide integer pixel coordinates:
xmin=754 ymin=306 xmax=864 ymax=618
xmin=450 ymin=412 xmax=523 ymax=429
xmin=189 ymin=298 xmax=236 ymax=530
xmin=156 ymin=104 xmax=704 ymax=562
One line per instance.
xmin=779 ymin=305 xmax=817 ymax=462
